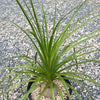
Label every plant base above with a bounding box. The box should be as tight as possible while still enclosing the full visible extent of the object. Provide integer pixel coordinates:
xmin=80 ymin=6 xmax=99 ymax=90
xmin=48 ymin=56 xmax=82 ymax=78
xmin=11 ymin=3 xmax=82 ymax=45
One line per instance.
xmin=27 ymin=76 xmax=72 ymax=100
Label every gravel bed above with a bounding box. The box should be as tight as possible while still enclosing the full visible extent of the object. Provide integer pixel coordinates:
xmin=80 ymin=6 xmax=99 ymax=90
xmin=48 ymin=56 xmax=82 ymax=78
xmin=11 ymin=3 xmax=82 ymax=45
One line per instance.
xmin=0 ymin=0 xmax=100 ymax=100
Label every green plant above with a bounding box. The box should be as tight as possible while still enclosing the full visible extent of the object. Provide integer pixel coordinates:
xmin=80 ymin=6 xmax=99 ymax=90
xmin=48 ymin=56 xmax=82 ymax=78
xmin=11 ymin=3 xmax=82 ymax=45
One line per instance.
xmin=0 ymin=0 xmax=100 ymax=100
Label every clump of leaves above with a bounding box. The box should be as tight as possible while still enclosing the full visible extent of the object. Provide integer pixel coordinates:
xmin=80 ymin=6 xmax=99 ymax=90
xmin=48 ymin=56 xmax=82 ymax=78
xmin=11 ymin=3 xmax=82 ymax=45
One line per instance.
xmin=0 ymin=0 xmax=100 ymax=100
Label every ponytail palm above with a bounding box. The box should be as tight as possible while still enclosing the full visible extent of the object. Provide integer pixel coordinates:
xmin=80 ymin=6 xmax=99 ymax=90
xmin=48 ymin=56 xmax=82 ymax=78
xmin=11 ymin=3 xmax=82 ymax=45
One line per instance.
xmin=0 ymin=0 xmax=100 ymax=100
